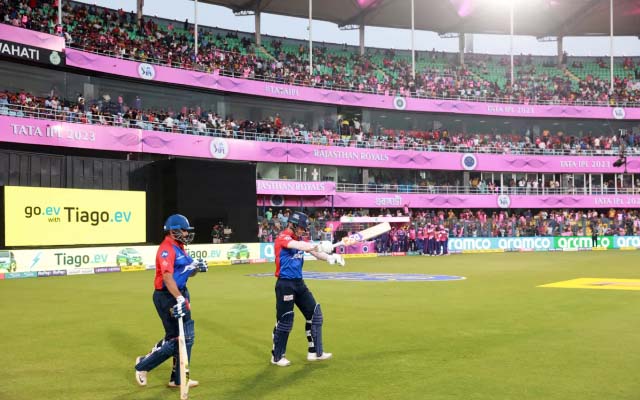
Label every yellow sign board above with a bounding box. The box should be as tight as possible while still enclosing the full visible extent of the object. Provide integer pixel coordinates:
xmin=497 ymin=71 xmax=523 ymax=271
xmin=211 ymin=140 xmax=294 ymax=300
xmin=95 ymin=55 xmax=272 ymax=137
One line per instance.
xmin=539 ymin=278 xmax=640 ymax=291
xmin=4 ymin=186 xmax=146 ymax=246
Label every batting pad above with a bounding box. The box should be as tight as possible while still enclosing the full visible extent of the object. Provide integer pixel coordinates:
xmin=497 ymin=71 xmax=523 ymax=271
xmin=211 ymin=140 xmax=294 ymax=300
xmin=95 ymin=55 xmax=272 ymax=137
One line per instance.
xmin=539 ymin=278 xmax=640 ymax=291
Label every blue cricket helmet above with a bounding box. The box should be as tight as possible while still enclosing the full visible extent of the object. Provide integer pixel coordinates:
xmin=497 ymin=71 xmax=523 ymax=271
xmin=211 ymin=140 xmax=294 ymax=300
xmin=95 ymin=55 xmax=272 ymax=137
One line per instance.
xmin=164 ymin=214 xmax=194 ymax=231
xmin=288 ymin=211 xmax=309 ymax=229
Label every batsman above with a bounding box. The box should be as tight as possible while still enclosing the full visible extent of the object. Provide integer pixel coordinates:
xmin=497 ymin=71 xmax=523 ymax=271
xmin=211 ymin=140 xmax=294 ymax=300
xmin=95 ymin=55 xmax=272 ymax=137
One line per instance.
xmin=270 ymin=211 xmax=345 ymax=367
xmin=134 ymin=214 xmax=207 ymax=388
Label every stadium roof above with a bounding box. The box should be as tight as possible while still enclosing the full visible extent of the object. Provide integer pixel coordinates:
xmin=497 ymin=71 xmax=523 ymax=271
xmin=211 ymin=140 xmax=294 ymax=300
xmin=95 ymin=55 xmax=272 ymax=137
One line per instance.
xmin=199 ymin=0 xmax=640 ymax=38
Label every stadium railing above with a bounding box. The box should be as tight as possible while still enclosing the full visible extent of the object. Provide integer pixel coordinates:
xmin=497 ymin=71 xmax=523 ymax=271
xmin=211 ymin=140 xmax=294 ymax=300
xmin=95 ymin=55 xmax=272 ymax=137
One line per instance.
xmin=1 ymin=103 xmax=634 ymax=157
xmin=335 ymin=183 xmax=637 ymax=196
xmin=67 ymin=46 xmax=640 ymax=108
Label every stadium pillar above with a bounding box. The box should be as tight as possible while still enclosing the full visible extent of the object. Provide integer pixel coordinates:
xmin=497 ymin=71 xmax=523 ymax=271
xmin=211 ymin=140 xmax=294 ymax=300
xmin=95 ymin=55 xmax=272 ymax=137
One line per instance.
xmin=463 ymin=172 xmax=470 ymax=194
xmin=362 ymin=168 xmax=369 ymax=185
xmin=509 ymin=1 xmax=514 ymax=86
xmin=359 ymin=24 xmax=365 ymax=56
xmin=411 ymin=0 xmax=415 ymax=79
xmin=58 ymin=0 xmax=63 ymax=25
xmin=255 ymin=11 xmax=262 ymax=46
xmin=136 ymin=0 xmax=143 ymax=26
xmin=609 ymin=0 xmax=614 ymax=94
xmin=458 ymin=34 xmax=465 ymax=65
xmin=194 ymin=0 xmax=198 ymax=57
xmin=557 ymin=37 xmax=563 ymax=66
xmin=309 ymin=0 xmax=313 ymax=74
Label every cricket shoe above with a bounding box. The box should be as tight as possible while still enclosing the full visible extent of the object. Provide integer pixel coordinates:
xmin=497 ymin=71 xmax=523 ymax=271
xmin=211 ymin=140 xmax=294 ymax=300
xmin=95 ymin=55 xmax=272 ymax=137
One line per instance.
xmin=270 ymin=356 xmax=291 ymax=367
xmin=307 ymin=352 xmax=332 ymax=361
xmin=168 ymin=379 xmax=199 ymax=388
xmin=135 ymin=356 xmax=147 ymax=386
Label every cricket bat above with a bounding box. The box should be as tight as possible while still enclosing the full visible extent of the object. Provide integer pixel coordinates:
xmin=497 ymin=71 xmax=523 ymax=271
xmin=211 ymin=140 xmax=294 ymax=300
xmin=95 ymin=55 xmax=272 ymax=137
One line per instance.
xmin=333 ymin=222 xmax=391 ymax=248
xmin=178 ymin=317 xmax=190 ymax=400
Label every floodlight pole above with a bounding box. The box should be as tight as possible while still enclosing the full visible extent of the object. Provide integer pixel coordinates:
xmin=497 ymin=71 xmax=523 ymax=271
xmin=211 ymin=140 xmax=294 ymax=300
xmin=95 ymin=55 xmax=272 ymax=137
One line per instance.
xmin=136 ymin=0 xmax=144 ymax=26
xmin=58 ymin=0 xmax=62 ymax=26
xmin=194 ymin=0 xmax=199 ymax=57
xmin=411 ymin=0 xmax=415 ymax=79
xmin=609 ymin=0 xmax=614 ymax=94
xmin=509 ymin=1 xmax=514 ymax=86
xmin=309 ymin=0 xmax=313 ymax=74
xmin=255 ymin=11 xmax=261 ymax=46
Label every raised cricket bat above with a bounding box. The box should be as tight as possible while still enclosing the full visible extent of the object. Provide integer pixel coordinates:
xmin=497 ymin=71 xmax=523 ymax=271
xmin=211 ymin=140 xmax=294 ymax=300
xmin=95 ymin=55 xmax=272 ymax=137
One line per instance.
xmin=333 ymin=222 xmax=391 ymax=248
xmin=178 ymin=317 xmax=190 ymax=400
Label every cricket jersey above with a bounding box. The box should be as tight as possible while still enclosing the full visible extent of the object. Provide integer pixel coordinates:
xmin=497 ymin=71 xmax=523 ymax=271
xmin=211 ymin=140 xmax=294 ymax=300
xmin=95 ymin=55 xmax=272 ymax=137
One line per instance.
xmin=274 ymin=228 xmax=305 ymax=279
xmin=155 ymin=236 xmax=195 ymax=290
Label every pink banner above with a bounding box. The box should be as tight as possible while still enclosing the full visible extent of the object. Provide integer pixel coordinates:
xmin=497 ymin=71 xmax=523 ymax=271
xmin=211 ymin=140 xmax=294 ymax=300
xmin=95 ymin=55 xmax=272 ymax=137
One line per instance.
xmin=256 ymin=180 xmax=336 ymax=195
xmin=257 ymin=193 xmax=640 ymax=209
xmin=2 ymin=116 xmax=639 ymax=174
xmin=0 ymin=116 xmax=142 ymax=152
xmin=0 ymin=24 xmax=64 ymax=52
xmin=64 ymin=49 xmax=640 ymax=121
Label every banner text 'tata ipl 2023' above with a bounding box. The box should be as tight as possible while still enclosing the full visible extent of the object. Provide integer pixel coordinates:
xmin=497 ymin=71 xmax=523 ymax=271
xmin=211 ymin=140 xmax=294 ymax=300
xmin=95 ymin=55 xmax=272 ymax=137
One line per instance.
xmin=4 ymin=186 xmax=146 ymax=246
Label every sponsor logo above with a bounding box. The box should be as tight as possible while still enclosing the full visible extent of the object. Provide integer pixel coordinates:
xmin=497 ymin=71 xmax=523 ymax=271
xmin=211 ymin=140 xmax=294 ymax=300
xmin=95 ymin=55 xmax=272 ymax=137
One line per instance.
xmin=283 ymin=294 xmax=294 ymax=301
xmin=497 ymin=237 xmax=552 ymax=250
xmin=0 ymin=40 xmax=39 ymax=60
xmin=208 ymin=260 xmax=232 ymax=266
xmin=5 ymin=271 xmax=38 ymax=279
xmin=265 ymin=84 xmax=299 ymax=97
xmin=612 ymin=107 xmax=626 ymax=120
xmin=94 ymin=266 xmax=121 ymax=274
xmin=0 ymin=40 xmax=64 ymax=66
xmin=461 ymin=153 xmax=477 ymax=170
xmin=270 ymin=195 xmax=285 ymax=207
xmin=37 ymin=270 xmax=67 ymax=277
xmin=615 ymin=236 xmax=640 ymax=248
xmin=121 ymin=265 xmax=146 ymax=272
xmin=209 ymin=137 xmax=229 ymax=159
xmin=312 ymin=149 xmax=389 ymax=161
xmin=67 ymin=267 xmax=95 ymax=276
xmin=258 ymin=181 xmax=329 ymax=192
xmin=393 ymin=96 xmax=407 ymax=110
xmin=161 ymin=251 xmax=169 ymax=258
xmin=49 ymin=51 xmax=61 ymax=65
xmin=449 ymin=238 xmax=493 ymax=251
xmin=375 ymin=195 xmax=402 ymax=207
xmin=137 ymin=63 xmax=156 ymax=80
xmin=54 ymin=252 xmax=109 ymax=267
xmin=497 ymin=194 xmax=511 ymax=209
xmin=555 ymin=236 xmax=613 ymax=249
xmin=23 ymin=205 xmax=132 ymax=227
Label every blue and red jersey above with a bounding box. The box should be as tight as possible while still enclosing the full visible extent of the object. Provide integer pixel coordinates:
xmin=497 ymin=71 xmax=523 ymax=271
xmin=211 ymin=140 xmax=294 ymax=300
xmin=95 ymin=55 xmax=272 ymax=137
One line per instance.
xmin=154 ymin=235 xmax=194 ymax=290
xmin=274 ymin=228 xmax=305 ymax=279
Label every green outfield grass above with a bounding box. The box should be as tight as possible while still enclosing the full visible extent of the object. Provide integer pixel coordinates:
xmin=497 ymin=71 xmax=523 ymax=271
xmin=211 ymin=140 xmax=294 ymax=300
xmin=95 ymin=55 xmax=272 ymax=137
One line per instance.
xmin=3 ymin=251 xmax=640 ymax=400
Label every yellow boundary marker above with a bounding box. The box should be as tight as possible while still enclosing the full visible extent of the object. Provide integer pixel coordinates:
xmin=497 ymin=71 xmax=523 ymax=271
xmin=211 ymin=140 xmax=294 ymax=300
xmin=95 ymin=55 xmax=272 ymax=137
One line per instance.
xmin=539 ymin=278 xmax=640 ymax=291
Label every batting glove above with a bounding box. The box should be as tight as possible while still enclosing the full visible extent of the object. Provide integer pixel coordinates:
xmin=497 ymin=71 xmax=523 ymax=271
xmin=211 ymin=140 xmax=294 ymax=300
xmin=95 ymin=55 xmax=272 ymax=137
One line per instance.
xmin=318 ymin=240 xmax=334 ymax=254
xmin=196 ymin=258 xmax=208 ymax=273
xmin=326 ymin=254 xmax=346 ymax=267
xmin=171 ymin=296 xmax=191 ymax=319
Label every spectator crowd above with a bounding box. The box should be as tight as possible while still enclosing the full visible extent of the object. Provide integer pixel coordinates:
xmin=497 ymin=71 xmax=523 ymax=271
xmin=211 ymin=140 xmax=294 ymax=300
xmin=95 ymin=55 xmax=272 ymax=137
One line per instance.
xmin=258 ymin=207 xmax=640 ymax=244
xmin=2 ymin=89 xmax=638 ymax=158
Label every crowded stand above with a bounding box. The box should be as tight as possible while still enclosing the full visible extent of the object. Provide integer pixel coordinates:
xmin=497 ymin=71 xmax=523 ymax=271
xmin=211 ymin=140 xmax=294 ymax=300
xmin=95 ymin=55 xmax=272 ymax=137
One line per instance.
xmin=1 ymin=1 xmax=639 ymax=106
xmin=257 ymin=208 xmax=640 ymax=245
xmin=1 ymin=89 xmax=638 ymax=157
